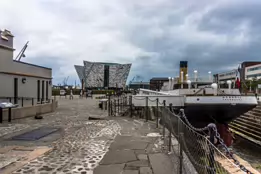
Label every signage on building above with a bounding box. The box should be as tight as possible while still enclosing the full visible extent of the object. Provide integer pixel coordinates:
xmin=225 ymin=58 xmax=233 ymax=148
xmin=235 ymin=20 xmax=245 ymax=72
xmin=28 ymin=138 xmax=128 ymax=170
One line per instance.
xmin=258 ymin=84 xmax=261 ymax=89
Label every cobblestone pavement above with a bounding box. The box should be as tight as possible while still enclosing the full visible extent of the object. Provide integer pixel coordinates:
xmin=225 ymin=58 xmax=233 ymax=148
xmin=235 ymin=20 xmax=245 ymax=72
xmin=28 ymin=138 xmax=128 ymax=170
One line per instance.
xmin=0 ymin=98 xmax=121 ymax=174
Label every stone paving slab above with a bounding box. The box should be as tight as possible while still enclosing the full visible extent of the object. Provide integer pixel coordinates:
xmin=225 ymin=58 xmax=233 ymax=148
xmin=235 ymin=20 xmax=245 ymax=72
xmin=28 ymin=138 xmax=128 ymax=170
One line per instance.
xmin=149 ymin=153 xmax=174 ymax=174
xmin=93 ymin=164 xmax=125 ymax=174
xmin=94 ymin=117 xmax=175 ymax=174
xmin=100 ymin=149 xmax=137 ymax=165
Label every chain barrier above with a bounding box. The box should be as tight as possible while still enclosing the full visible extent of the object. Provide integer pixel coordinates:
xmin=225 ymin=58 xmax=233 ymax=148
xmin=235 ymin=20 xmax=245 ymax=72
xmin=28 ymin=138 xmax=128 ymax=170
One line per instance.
xmin=179 ymin=109 xmax=209 ymax=132
xmin=179 ymin=109 xmax=253 ymax=174
xmin=213 ymin=126 xmax=253 ymax=174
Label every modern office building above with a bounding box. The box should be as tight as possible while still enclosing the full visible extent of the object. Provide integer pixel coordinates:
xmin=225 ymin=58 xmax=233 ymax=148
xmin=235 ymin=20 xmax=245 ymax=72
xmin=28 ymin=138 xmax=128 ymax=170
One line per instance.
xmin=213 ymin=69 xmax=237 ymax=84
xmin=0 ymin=29 xmax=52 ymax=103
xmin=74 ymin=61 xmax=131 ymax=89
xmin=244 ymin=63 xmax=261 ymax=80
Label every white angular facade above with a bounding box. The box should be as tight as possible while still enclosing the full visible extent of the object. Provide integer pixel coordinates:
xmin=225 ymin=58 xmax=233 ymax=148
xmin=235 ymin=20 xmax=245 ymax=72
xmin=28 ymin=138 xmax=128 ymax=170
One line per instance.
xmin=74 ymin=61 xmax=131 ymax=88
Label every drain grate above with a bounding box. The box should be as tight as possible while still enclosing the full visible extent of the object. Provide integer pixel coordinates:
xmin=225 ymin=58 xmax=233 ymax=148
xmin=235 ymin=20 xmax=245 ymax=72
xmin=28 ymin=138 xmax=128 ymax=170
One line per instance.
xmin=12 ymin=127 xmax=59 ymax=141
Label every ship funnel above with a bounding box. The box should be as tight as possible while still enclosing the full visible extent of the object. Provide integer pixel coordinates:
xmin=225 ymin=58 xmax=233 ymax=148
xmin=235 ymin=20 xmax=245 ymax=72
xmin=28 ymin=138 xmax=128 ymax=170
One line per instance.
xmin=211 ymin=83 xmax=218 ymax=96
xmin=227 ymin=80 xmax=232 ymax=94
xmin=187 ymin=80 xmax=191 ymax=89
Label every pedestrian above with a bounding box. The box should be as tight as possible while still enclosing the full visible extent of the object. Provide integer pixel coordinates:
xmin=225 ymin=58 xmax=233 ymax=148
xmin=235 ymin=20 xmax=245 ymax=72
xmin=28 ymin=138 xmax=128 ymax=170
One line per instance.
xmin=80 ymin=90 xmax=83 ymax=98
xmin=70 ymin=89 xmax=73 ymax=100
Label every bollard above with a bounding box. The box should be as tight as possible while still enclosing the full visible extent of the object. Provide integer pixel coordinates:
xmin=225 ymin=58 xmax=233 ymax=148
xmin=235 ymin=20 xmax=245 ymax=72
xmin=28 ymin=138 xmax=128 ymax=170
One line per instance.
xmin=21 ymin=97 xmax=24 ymax=107
xmin=130 ymin=96 xmax=133 ymax=117
xmin=8 ymin=108 xmax=11 ymax=122
xmin=105 ymin=101 xmax=107 ymax=110
xmin=0 ymin=108 xmax=2 ymax=123
xmin=156 ymin=98 xmax=159 ymax=128
xmin=32 ymin=98 xmax=34 ymax=106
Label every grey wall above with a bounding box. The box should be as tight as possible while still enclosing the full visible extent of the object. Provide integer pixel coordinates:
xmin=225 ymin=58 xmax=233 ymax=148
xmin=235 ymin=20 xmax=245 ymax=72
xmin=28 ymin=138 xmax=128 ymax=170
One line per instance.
xmin=12 ymin=61 xmax=51 ymax=77
xmin=0 ymin=73 xmax=52 ymax=100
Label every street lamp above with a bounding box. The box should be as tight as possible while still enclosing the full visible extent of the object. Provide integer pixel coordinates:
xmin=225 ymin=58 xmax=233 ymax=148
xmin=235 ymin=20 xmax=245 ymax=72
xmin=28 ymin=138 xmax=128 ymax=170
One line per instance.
xmin=185 ymin=74 xmax=189 ymax=80
xmin=181 ymin=71 xmax=184 ymax=89
xmin=208 ymin=71 xmax=212 ymax=81
xmin=194 ymin=70 xmax=198 ymax=82
xmin=168 ymin=77 xmax=171 ymax=93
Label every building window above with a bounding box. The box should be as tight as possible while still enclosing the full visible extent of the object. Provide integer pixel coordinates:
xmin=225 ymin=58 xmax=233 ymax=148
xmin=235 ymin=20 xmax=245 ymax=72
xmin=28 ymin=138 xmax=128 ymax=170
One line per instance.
xmin=46 ymin=81 xmax=48 ymax=100
xmin=37 ymin=80 xmax=40 ymax=102
xmin=247 ymin=66 xmax=261 ymax=72
xmin=246 ymin=73 xmax=261 ymax=79
xmin=42 ymin=80 xmax=44 ymax=101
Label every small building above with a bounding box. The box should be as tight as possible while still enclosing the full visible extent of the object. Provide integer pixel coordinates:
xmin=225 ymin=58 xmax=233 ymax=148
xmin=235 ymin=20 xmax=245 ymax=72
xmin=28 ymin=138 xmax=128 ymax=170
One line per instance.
xmin=129 ymin=82 xmax=150 ymax=90
xmin=150 ymin=77 xmax=169 ymax=91
xmin=0 ymin=29 xmax=52 ymax=104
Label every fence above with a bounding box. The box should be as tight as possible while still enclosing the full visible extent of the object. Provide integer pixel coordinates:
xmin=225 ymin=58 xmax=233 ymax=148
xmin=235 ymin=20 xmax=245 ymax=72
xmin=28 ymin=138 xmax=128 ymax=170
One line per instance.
xmin=108 ymin=95 xmax=254 ymax=174
xmin=0 ymin=97 xmax=54 ymax=108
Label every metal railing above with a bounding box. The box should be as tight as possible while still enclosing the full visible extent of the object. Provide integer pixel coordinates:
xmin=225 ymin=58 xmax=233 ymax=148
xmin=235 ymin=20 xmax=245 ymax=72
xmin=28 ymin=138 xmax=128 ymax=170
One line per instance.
xmin=108 ymin=95 xmax=254 ymax=174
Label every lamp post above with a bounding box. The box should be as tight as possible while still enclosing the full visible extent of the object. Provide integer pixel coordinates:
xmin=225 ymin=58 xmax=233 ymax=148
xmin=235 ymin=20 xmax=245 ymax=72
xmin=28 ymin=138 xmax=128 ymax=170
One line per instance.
xmin=168 ymin=77 xmax=171 ymax=93
xmin=194 ymin=70 xmax=198 ymax=88
xmin=185 ymin=74 xmax=189 ymax=80
xmin=208 ymin=71 xmax=212 ymax=81
xmin=249 ymin=79 xmax=252 ymax=92
xmin=181 ymin=71 xmax=184 ymax=89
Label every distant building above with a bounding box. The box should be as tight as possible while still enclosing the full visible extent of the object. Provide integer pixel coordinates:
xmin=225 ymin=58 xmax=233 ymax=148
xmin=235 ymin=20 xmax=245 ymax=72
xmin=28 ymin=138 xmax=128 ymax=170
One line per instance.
xmin=74 ymin=61 xmax=131 ymax=89
xmin=213 ymin=69 xmax=237 ymax=84
xmin=0 ymin=29 xmax=52 ymax=103
xmin=244 ymin=63 xmax=261 ymax=80
xmin=129 ymin=82 xmax=150 ymax=90
xmin=150 ymin=77 xmax=169 ymax=91
xmin=241 ymin=61 xmax=261 ymax=81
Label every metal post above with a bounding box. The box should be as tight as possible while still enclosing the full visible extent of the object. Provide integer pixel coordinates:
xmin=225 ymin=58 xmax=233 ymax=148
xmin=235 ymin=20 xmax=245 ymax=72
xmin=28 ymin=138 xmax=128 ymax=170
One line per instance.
xmin=108 ymin=95 xmax=111 ymax=116
xmin=0 ymin=108 xmax=2 ymax=123
xmin=8 ymin=108 xmax=11 ymax=122
xmin=117 ymin=97 xmax=119 ymax=115
xmin=130 ymin=96 xmax=133 ymax=117
xmin=168 ymin=103 xmax=173 ymax=152
xmin=22 ymin=97 xmax=24 ymax=107
xmin=177 ymin=117 xmax=183 ymax=174
xmin=156 ymin=98 xmax=159 ymax=128
xmin=32 ymin=98 xmax=34 ymax=106
xmin=114 ymin=99 xmax=116 ymax=116
xmin=208 ymin=126 xmax=215 ymax=174
xmin=146 ymin=96 xmax=148 ymax=121
xmin=162 ymin=100 xmax=166 ymax=139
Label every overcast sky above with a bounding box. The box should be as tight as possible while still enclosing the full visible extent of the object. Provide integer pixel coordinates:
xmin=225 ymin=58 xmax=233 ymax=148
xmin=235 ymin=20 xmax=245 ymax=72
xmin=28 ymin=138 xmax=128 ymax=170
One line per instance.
xmin=1 ymin=0 xmax=260 ymax=85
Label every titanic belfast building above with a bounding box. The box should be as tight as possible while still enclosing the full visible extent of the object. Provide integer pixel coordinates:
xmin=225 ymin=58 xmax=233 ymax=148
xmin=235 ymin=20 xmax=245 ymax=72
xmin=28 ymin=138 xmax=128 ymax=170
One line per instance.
xmin=74 ymin=61 xmax=131 ymax=89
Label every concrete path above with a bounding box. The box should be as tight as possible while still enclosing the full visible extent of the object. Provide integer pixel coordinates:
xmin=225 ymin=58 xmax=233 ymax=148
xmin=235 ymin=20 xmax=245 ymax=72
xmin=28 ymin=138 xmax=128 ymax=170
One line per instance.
xmin=94 ymin=117 xmax=175 ymax=174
